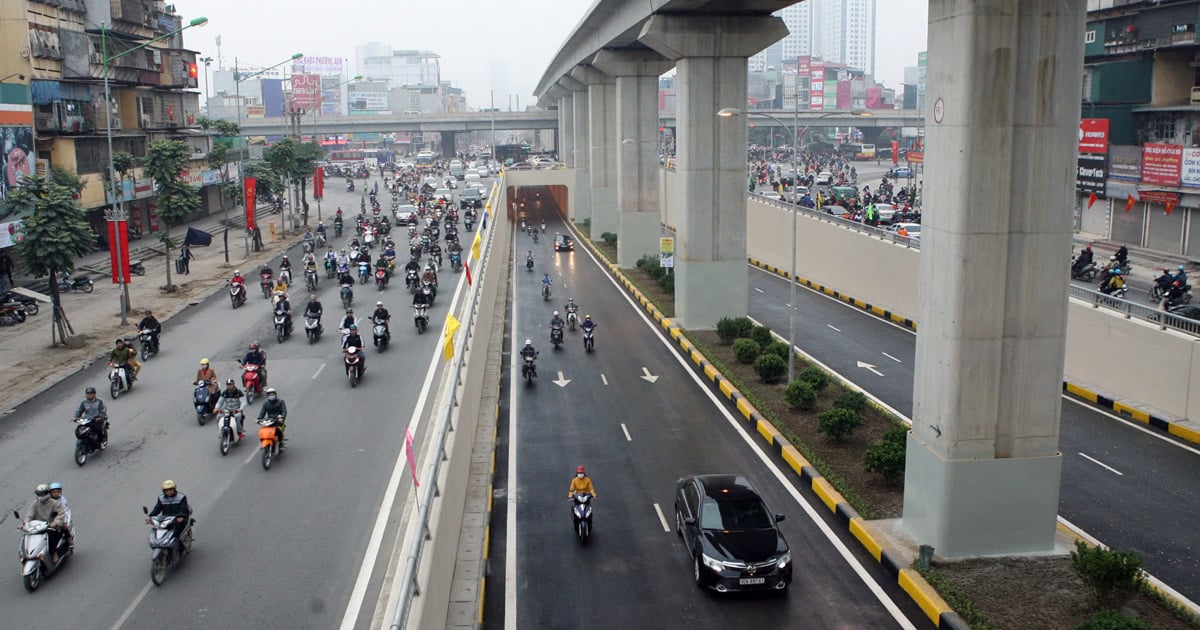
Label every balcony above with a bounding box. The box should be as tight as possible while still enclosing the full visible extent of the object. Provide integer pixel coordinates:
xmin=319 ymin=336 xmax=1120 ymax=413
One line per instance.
xmin=1104 ymin=31 xmax=1199 ymax=55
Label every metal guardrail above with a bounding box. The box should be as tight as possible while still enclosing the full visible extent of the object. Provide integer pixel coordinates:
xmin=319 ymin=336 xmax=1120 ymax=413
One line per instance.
xmin=390 ymin=180 xmax=501 ymax=629
xmin=1068 ymin=284 xmax=1200 ymax=337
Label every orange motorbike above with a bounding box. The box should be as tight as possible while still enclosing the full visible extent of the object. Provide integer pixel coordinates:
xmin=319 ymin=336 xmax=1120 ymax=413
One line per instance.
xmin=257 ymin=415 xmax=285 ymax=470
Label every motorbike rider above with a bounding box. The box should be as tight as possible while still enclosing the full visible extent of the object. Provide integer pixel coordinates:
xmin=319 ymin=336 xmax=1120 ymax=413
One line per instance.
xmin=1100 ymin=268 xmax=1126 ymax=295
xmin=374 ymin=253 xmax=392 ymax=280
xmin=412 ymin=284 xmax=432 ymax=308
xmin=230 ymin=268 xmax=245 ymax=287
xmin=550 ymin=310 xmax=565 ymax=338
xmin=242 ymin=342 xmax=268 ymax=387
xmin=324 ymin=246 xmax=338 ymax=267
xmin=24 ymin=484 xmax=66 ymax=563
xmin=304 ymin=293 xmax=324 ymax=333
xmin=74 ymin=386 xmax=109 ymax=449
xmin=146 ymin=480 xmax=192 ymax=556
xmin=421 ymin=264 xmax=438 ymax=288
xmin=279 ymin=255 xmax=293 ymax=283
xmin=195 ymin=358 xmax=219 ymax=413
xmin=111 ymin=338 xmax=139 ymax=381
xmin=1163 ymin=280 xmax=1190 ymax=310
xmin=302 ymin=250 xmax=317 ymax=271
xmin=135 ymin=308 xmax=162 ymax=355
xmin=339 ymin=308 xmax=358 ymax=334
xmin=581 ymin=315 xmax=597 ymax=336
xmin=1173 ymin=264 xmax=1189 ymax=286
xmin=564 ymin=298 xmax=579 ymax=322
xmin=316 ymin=222 xmax=327 ymax=239
xmin=48 ymin=483 xmax=72 ymax=549
xmin=520 ymin=339 xmax=539 ymax=376
xmin=273 ymin=292 xmax=293 ymax=335
xmin=567 ymin=465 xmax=596 ymax=499
xmin=372 ymin=301 xmax=391 ymax=338
xmin=217 ymin=378 xmax=247 ymax=438
xmin=302 ymin=227 xmax=315 ymax=249
xmin=336 ymin=248 xmax=350 ymax=269
xmin=342 ymin=323 xmax=366 ymax=351
xmin=541 ymin=273 xmax=553 ymax=293
xmin=257 ymin=388 xmax=288 ymax=439
xmin=1072 ymin=245 xmax=1094 ymax=275
xmin=1114 ymin=244 xmax=1129 ymax=267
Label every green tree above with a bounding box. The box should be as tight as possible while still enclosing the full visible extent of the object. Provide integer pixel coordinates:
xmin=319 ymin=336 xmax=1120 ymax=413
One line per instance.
xmin=241 ymin=160 xmax=282 ymax=200
xmin=50 ymin=165 xmax=86 ymax=196
xmin=292 ymin=141 xmax=323 ymax=225
xmin=144 ymin=139 xmax=200 ymax=290
xmin=111 ymin=151 xmax=137 ymax=210
xmin=265 ymin=138 xmax=297 ymax=226
xmin=207 ymin=138 xmax=233 ymax=260
xmin=11 ymin=175 xmax=96 ymax=345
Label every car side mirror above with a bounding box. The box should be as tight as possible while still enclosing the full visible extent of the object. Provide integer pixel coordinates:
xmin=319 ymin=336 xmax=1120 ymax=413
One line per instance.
xmin=775 ymin=514 xmax=786 ymax=523
xmin=142 ymin=506 xmax=149 ymax=515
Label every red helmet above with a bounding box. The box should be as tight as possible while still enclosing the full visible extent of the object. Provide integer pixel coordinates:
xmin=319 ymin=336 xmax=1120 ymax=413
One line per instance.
xmin=576 ymin=465 xmax=586 ymax=474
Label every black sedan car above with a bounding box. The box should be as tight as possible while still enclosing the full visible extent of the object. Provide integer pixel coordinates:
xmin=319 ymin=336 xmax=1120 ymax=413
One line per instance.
xmin=554 ymin=234 xmax=574 ymax=252
xmin=674 ymin=474 xmax=791 ymax=593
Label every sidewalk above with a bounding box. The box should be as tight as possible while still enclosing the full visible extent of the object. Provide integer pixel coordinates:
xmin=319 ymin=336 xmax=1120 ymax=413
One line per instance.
xmin=0 ymin=204 xmax=304 ymax=414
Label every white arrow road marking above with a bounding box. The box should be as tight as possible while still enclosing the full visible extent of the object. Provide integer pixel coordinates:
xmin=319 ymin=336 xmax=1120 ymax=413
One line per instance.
xmin=856 ymin=361 xmax=884 ymax=377
xmin=553 ymin=371 xmax=571 ymax=387
xmin=1079 ymin=452 xmax=1124 ymax=476
xmin=640 ymin=367 xmax=659 ymax=383
xmin=652 ymin=503 xmax=670 ymax=532
xmin=882 ymin=352 xmax=902 ymax=363
xmin=827 ymin=324 xmax=842 ymax=332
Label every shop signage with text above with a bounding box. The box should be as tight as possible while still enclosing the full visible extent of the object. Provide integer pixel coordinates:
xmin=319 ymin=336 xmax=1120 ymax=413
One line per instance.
xmin=1141 ymin=143 xmax=1182 ymax=186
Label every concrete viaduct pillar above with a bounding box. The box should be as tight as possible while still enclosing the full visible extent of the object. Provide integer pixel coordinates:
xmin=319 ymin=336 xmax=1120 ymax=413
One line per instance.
xmin=901 ymin=0 xmax=1085 ymax=557
xmin=592 ymin=50 xmax=674 ymax=268
xmin=559 ymin=76 xmax=591 ymax=223
xmin=639 ymin=15 xmax=787 ymax=329
xmin=571 ymin=65 xmax=618 ymax=237
xmin=441 ymin=131 xmax=457 ymax=159
xmin=558 ymin=92 xmax=574 ymax=167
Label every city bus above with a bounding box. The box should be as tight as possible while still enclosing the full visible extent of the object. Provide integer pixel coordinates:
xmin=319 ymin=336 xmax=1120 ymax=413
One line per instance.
xmin=416 ymin=151 xmax=435 ymax=166
xmin=859 ymin=144 xmax=877 ymax=159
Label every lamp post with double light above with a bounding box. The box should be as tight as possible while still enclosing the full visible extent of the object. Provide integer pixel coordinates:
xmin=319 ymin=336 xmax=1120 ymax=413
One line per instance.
xmin=717 ymin=107 xmax=870 ymax=382
xmin=101 ymin=16 xmax=208 ymax=324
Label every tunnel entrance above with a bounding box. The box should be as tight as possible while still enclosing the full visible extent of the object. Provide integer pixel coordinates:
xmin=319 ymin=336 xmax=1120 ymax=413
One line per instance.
xmin=507 ymin=185 xmax=568 ymax=226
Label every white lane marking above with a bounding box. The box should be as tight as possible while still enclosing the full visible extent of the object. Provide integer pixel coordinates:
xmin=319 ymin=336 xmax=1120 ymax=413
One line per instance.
xmin=856 ymin=361 xmax=884 ymax=377
xmin=505 ymin=225 xmax=521 ymax=630
xmin=1078 ymin=452 xmax=1124 ymax=476
xmin=754 ymin=287 xmax=764 ymax=293
xmin=601 ymin=374 xmax=608 ymax=386
xmin=652 ymin=503 xmax=670 ymax=532
xmin=311 ymin=362 xmax=326 ymax=379
xmin=882 ymin=352 xmax=902 ymax=363
xmin=1063 ymin=397 xmax=1200 ymax=457
xmin=110 ymin=581 xmax=152 ymax=630
xmin=620 ymin=423 xmax=632 ymax=442
xmin=243 ymin=441 xmax=260 ymax=465
xmin=340 ymin=257 xmax=471 ymax=629
xmin=827 ymin=324 xmax=841 ymax=332
xmin=573 ymin=231 xmax=918 ymax=629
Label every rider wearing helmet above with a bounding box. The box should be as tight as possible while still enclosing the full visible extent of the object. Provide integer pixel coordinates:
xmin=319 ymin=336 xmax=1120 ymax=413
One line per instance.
xmin=48 ymin=482 xmax=73 ymax=548
xmin=25 ymin=484 xmax=66 ymax=562
xmin=74 ymin=386 xmax=109 ymax=449
xmin=580 ymin=314 xmax=597 ymax=334
xmin=146 ymin=480 xmax=192 ymax=555
xmin=550 ymin=310 xmax=564 ymax=332
xmin=196 ymin=358 xmax=219 ymax=413
xmin=567 ymin=465 xmax=596 ymax=498
xmin=257 ymin=387 xmax=288 ymax=439
xmin=342 ymin=323 xmax=366 ymax=352
xmin=1102 ymin=268 xmax=1126 ymax=295
xmin=110 ymin=337 xmax=139 ymax=382
xmin=242 ymin=342 xmax=268 ymax=386
xmin=217 ymin=378 xmax=248 ymax=437
xmin=519 ymin=339 xmax=538 ymax=377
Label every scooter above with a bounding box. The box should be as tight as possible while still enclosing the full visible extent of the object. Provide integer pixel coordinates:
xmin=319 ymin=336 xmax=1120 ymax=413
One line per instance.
xmin=305 ymin=314 xmax=322 ymax=344
xmin=521 ymin=354 xmax=538 ymax=384
xmin=305 ymin=269 xmax=319 ymax=292
xmin=344 ymin=348 xmax=365 ymax=387
xmin=325 ymin=259 xmax=337 ymax=279
xmin=73 ymin=415 xmax=107 ymax=466
xmin=58 ymin=274 xmax=94 ymax=293
xmin=274 ymin=311 xmax=291 ymax=343
xmin=259 ymin=273 xmax=274 ymax=299
xmin=142 ymin=506 xmax=194 ymax=586
xmin=14 ymin=509 xmax=71 ymax=592
xmin=239 ymin=361 xmax=264 ymax=403
xmin=340 ymin=283 xmax=354 ymax=309
xmin=216 ymin=401 xmax=245 ymax=456
xmin=138 ymin=329 xmax=159 ymax=360
xmin=358 ymin=261 xmax=371 ymax=285
xmin=258 ymin=415 xmax=285 ymax=470
xmin=542 ymin=284 xmax=551 ymax=301
xmin=193 ymin=381 xmax=213 ymax=426
xmin=566 ymin=311 xmax=578 ymax=330
xmin=583 ymin=326 xmax=596 ymax=352
xmin=550 ymin=326 xmax=564 ymax=349
xmin=413 ymin=305 xmax=429 ymax=334
xmin=450 ymin=251 xmax=463 ymax=273
xmin=421 ymin=282 xmax=436 ymax=305
xmin=405 ymin=269 xmax=419 ymax=293
xmin=109 ymin=360 xmax=134 ymax=399
xmin=373 ymin=317 xmax=390 ymax=351
xmin=0 ymin=302 xmax=27 ymax=325
xmin=375 ymin=268 xmax=389 ymax=291
xmin=229 ymin=281 xmax=247 ymax=309
xmin=571 ymin=493 xmax=593 ymax=545
xmin=334 ymin=222 xmax=344 ymax=238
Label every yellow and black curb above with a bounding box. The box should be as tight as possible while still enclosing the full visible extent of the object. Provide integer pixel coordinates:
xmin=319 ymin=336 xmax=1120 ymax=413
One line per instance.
xmin=576 ymin=232 xmax=966 ymax=629
xmin=477 ymin=389 xmax=501 ymax=629
xmin=746 ymin=257 xmax=1200 ymax=448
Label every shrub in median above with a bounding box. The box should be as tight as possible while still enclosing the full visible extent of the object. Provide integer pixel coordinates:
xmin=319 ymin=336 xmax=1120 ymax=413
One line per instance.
xmin=751 ymin=325 xmax=774 ymax=348
xmin=783 ymin=380 xmax=817 ymax=411
xmin=1074 ymin=609 xmax=1151 ymax=630
xmin=817 ymin=408 xmax=863 ymax=442
xmin=716 ymin=317 xmax=742 ymax=344
xmin=733 ymin=339 xmax=761 ymax=364
xmin=833 ymin=391 xmax=869 ymax=413
xmin=1070 ymin=541 xmax=1146 ymax=610
xmin=799 ymin=365 xmax=831 ymax=391
xmin=730 ymin=317 xmax=755 ymax=339
xmin=600 ymin=232 xmax=618 ymax=247
xmin=764 ymin=341 xmax=791 ymax=361
xmin=754 ymin=353 xmax=787 ymax=384
xmin=864 ymin=424 xmax=907 ymax=484
xmin=657 ymin=271 xmax=674 ymax=294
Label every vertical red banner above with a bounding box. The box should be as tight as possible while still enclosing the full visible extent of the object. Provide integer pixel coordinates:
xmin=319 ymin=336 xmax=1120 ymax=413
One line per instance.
xmin=107 ymin=220 xmax=131 ymax=283
xmin=892 ymin=141 xmax=900 ymax=166
xmin=313 ymin=167 xmax=324 ymax=199
xmin=244 ymin=177 xmax=257 ymax=230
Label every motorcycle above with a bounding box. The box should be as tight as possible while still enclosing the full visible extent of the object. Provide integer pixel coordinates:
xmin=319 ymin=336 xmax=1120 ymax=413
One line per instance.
xmin=58 ymin=274 xmax=94 ymax=294
xmin=344 ymin=348 xmax=365 ymax=387
xmin=413 ymin=305 xmax=429 ymax=334
xmin=305 ymin=314 xmax=323 ymax=344
xmin=0 ymin=302 xmax=27 ymax=326
xmin=138 ymin=329 xmax=159 ymax=360
xmin=526 ymin=257 xmax=534 ymax=272
xmin=109 ymin=360 xmax=134 ymax=399
xmin=73 ymin=415 xmax=107 ymax=466
xmin=358 ymin=261 xmax=371 ymax=285
xmin=274 ymin=311 xmax=291 ymax=343
xmin=405 ymin=269 xmax=419 ymax=293
xmin=14 ymin=509 xmax=71 ymax=592
xmin=583 ymin=326 xmax=596 ymax=352
xmin=542 ymin=284 xmax=551 ymax=301
xmin=229 ymin=281 xmax=247 ymax=309
xmin=325 ymin=259 xmax=337 ymax=279
xmin=306 ymin=269 xmax=319 ymax=292
xmin=1070 ymin=261 xmax=1097 ymax=282
xmin=142 ymin=506 xmax=194 ymax=585
xmin=550 ymin=325 xmax=564 ymax=349
xmin=1 ymin=291 xmax=39 ymax=316
xmin=464 ymin=218 xmax=474 ymax=231
xmin=521 ymin=354 xmax=538 ymax=384
xmin=421 ymin=282 xmax=436 ymax=305
xmin=334 ymin=221 xmax=344 ymax=238
xmin=566 ymin=311 xmax=578 ymax=330
xmin=193 ymin=381 xmax=213 ymax=426
xmin=532 ymin=231 xmax=539 ymax=244
xmin=302 ymin=239 xmax=315 ymax=254
xmin=259 ymin=272 xmax=274 ymax=299
xmin=258 ymin=415 xmax=285 ymax=470
xmin=373 ymin=317 xmax=390 ymax=351
xmin=239 ymin=362 xmax=264 ymax=403
xmin=375 ymin=268 xmax=389 ymax=291
xmin=571 ymin=493 xmax=593 ymax=545
xmin=217 ymin=400 xmax=246 ymax=456
xmin=340 ymin=283 xmax=354 ymax=309
xmin=279 ymin=267 xmax=292 ymax=287
xmin=450 ymin=252 xmax=463 ymax=273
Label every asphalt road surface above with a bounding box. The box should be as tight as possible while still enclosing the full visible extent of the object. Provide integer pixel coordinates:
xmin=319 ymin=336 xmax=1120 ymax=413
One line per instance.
xmin=746 ymin=265 xmax=1200 ymax=603
xmin=486 ymin=206 xmax=933 ymax=630
xmin=0 ymin=179 xmax=475 ymax=628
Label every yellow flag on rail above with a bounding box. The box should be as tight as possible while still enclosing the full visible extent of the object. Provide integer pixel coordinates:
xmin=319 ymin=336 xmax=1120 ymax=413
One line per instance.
xmin=443 ymin=314 xmax=461 ymax=361
xmin=471 ymin=231 xmax=482 ymax=261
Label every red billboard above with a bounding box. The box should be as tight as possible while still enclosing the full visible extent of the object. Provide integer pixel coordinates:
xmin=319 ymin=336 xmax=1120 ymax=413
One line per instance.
xmin=1141 ymin=143 xmax=1183 ymax=186
xmin=244 ymin=177 xmax=257 ymax=230
xmin=1079 ymin=119 xmax=1109 ymax=154
xmin=809 ymin=63 xmax=824 ymax=109
xmin=291 ymin=73 xmax=322 ymax=112
xmin=313 ymin=167 xmax=324 ymax=200
xmin=107 ymin=220 xmax=131 ymax=283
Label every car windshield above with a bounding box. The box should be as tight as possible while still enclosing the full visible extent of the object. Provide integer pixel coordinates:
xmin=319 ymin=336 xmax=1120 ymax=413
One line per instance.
xmin=700 ymin=496 xmax=774 ymax=531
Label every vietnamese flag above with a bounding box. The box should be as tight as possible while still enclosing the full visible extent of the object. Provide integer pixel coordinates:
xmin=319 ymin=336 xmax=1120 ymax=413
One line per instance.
xmin=463 ymin=261 xmax=472 ymax=286
xmin=1166 ymin=200 xmax=1176 ymax=215
xmin=1087 ymin=192 xmax=1097 ymax=208
xmin=1125 ymin=194 xmax=1137 ymax=212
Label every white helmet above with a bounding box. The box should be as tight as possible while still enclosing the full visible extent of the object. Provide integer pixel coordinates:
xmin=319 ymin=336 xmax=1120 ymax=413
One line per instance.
xmin=553 ymin=310 xmax=559 ymax=316
xmin=525 ymin=339 xmax=532 ymax=346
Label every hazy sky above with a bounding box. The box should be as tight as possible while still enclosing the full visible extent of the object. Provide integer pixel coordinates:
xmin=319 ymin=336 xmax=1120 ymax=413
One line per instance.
xmin=178 ymin=0 xmax=928 ymax=109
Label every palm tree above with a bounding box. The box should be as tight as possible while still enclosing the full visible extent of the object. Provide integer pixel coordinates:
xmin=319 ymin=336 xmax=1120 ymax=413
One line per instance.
xmin=11 ymin=175 xmax=98 ymax=345
xmin=143 ymin=140 xmax=200 ymax=291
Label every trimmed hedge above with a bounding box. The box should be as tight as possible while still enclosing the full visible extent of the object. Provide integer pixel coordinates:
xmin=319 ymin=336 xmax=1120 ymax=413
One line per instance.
xmin=754 ymin=353 xmax=787 ymax=383
xmin=732 ymin=339 xmax=761 ymax=364
xmin=783 ymin=380 xmax=817 ymax=411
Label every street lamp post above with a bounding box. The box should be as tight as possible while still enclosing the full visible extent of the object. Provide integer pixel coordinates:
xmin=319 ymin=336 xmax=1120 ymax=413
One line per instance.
xmin=101 ymin=16 xmax=208 ymax=325
xmin=718 ymin=107 xmax=868 ymax=382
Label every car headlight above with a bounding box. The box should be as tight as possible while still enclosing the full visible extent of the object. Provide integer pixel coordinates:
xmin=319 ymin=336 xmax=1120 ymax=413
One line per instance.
xmin=701 ymin=553 xmax=725 ymax=572
xmin=777 ymin=552 xmax=791 ymax=569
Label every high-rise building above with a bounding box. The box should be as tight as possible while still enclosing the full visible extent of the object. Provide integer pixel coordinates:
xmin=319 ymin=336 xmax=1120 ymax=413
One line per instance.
xmin=818 ymin=0 xmax=876 ymax=77
xmin=749 ymin=3 xmax=815 ymax=71
xmin=357 ymin=46 xmax=440 ymax=90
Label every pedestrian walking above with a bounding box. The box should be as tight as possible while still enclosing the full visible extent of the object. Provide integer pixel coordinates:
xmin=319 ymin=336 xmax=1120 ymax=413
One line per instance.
xmin=0 ymin=250 xmax=13 ymax=291
xmin=179 ymin=243 xmax=194 ymax=275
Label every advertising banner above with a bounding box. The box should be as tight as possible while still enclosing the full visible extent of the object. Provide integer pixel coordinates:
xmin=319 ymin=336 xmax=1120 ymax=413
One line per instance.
xmin=892 ymin=140 xmax=899 ymax=166
xmin=1076 ymin=153 xmax=1107 ymax=196
xmin=107 ymin=220 xmax=131 ymax=284
xmin=836 ymin=80 xmax=851 ymax=109
xmin=244 ymin=177 xmax=257 ymax=230
xmin=1 ymin=126 xmax=34 ymax=202
xmin=0 ymin=220 xmax=25 ymax=248
xmin=292 ymin=56 xmax=343 ymax=76
xmin=1079 ymin=118 xmax=1109 ymax=154
xmin=796 ymin=56 xmax=810 ymax=108
xmin=1142 ymin=143 xmax=1183 ymax=186
xmin=1181 ymin=148 xmax=1200 ymax=188
xmin=809 ymin=63 xmax=824 ymax=110
xmin=313 ymin=167 xmax=324 ymax=200
xmin=659 ymin=237 xmax=675 ymax=268
xmin=291 ymin=74 xmax=322 ymax=111
xmin=1109 ymin=145 xmax=1141 ymax=181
